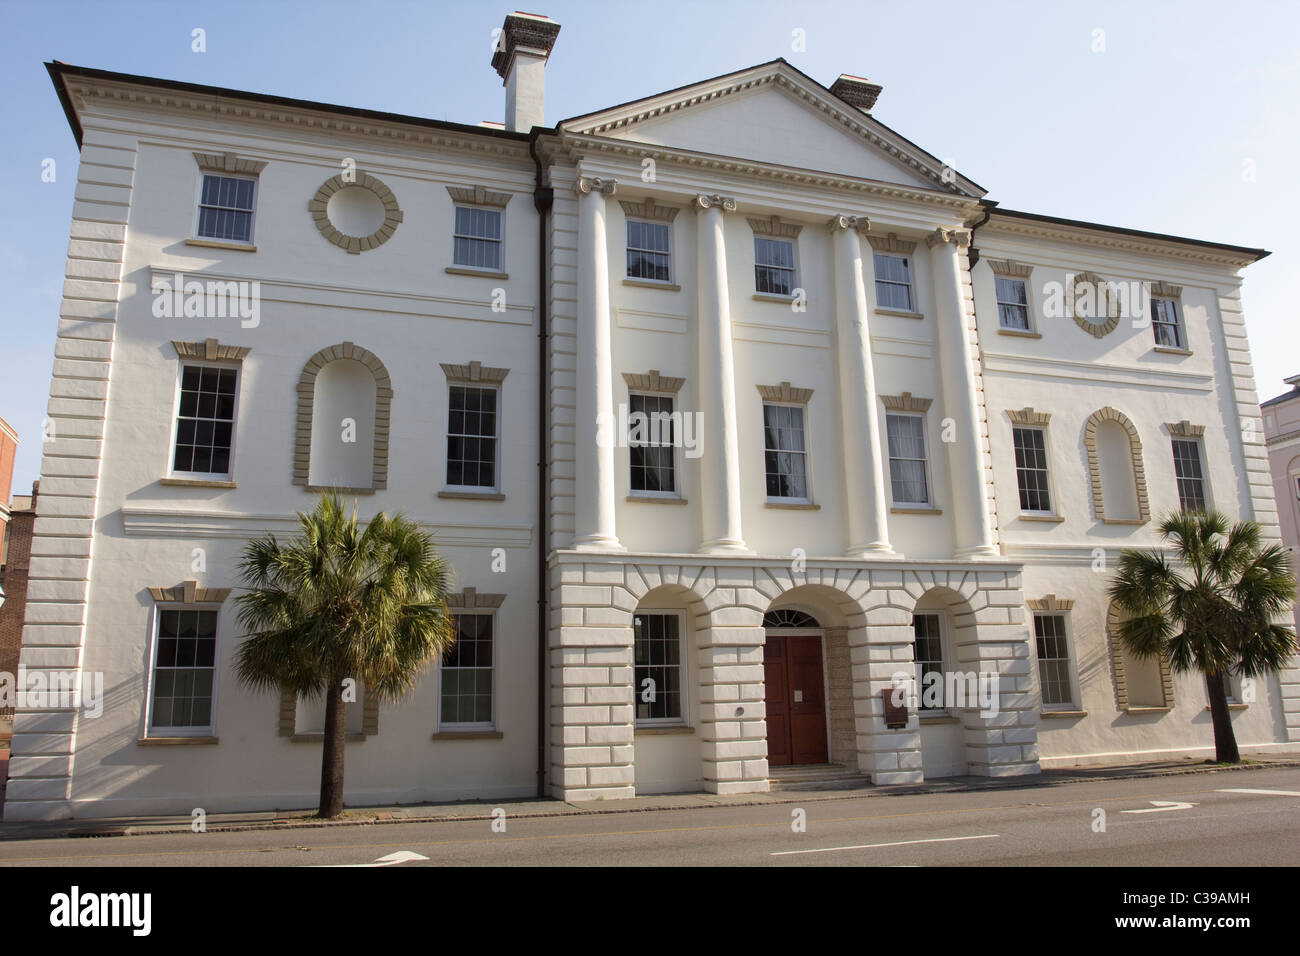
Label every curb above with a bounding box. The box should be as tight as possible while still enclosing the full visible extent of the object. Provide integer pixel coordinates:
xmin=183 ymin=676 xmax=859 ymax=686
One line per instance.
xmin=4 ymin=757 xmax=1297 ymax=841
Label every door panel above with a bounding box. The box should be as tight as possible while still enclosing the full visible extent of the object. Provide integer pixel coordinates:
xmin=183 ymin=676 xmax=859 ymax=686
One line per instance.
xmin=764 ymin=632 xmax=828 ymax=766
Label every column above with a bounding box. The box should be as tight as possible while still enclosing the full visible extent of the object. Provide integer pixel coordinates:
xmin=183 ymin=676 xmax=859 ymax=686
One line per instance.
xmin=928 ymin=227 xmax=997 ymax=557
xmin=694 ymin=193 xmax=747 ymax=553
xmin=573 ymin=176 xmax=622 ymax=551
xmin=829 ymin=215 xmax=893 ymax=557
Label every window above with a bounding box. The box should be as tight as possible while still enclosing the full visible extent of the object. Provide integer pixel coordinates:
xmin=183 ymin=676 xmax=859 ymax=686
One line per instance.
xmin=763 ymin=403 xmax=809 ymax=500
xmin=172 ymin=364 xmax=237 ymax=476
xmin=886 ymin=413 xmax=931 ymax=506
xmin=447 ymin=385 xmax=498 ymax=489
xmin=754 ymin=237 xmax=796 ymax=296
xmin=196 ymin=174 xmax=256 ymax=243
xmin=1034 ymin=614 xmax=1073 ymax=708
xmin=633 ymin=612 xmax=683 ymax=722
xmin=628 ymin=393 xmax=676 ymax=495
xmin=626 ymin=220 xmax=671 ymax=282
xmin=1171 ymin=438 xmax=1207 ymax=512
xmin=453 ymin=206 xmax=503 ymax=271
xmin=1012 ymin=425 xmax=1053 ymax=513
xmin=912 ymin=613 xmax=944 ymax=712
xmin=995 ymin=276 xmax=1031 ymax=330
xmin=874 ymin=253 xmax=914 ymax=311
xmin=440 ymin=614 xmax=494 ymax=726
xmin=1152 ymin=297 xmax=1184 ymax=349
xmin=150 ymin=608 xmax=218 ymax=732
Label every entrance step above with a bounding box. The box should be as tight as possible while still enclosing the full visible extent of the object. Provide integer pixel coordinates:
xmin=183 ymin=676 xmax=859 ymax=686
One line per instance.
xmin=768 ymin=762 xmax=869 ymax=791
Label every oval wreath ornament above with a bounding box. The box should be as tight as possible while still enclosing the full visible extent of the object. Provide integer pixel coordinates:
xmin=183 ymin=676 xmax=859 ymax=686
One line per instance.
xmin=307 ymin=172 xmax=403 ymax=254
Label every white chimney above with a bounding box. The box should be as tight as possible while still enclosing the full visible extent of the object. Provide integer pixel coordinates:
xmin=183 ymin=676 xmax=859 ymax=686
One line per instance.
xmin=491 ymin=12 xmax=561 ymax=132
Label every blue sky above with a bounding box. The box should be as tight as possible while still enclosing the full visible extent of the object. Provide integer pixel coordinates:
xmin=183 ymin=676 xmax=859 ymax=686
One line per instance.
xmin=2 ymin=0 xmax=1297 ymax=494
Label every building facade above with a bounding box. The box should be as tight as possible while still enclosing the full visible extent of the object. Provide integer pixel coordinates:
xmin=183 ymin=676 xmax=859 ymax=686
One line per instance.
xmin=1264 ymin=376 xmax=1300 ymax=638
xmin=5 ymin=12 xmax=1297 ymax=820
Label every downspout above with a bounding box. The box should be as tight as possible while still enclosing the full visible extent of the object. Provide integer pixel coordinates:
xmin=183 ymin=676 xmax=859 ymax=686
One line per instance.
xmin=965 ymin=198 xmax=996 ymax=268
xmin=530 ymin=130 xmax=554 ymax=798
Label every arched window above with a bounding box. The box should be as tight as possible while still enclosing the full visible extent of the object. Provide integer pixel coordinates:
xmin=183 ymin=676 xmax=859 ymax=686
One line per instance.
xmin=762 ymin=609 xmax=820 ymax=629
xmin=292 ymin=342 xmax=393 ymax=493
xmin=1085 ymin=407 xmax=1149 ymax=524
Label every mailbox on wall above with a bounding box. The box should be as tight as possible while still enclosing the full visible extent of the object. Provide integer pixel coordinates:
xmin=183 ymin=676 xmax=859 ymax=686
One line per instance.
xmin=882 ymin=689 xmax=909 ymax=729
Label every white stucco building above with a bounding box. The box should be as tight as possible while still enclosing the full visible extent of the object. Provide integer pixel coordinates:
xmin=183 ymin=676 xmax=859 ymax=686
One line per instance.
xmin=6 ymin=12 xmax=1297 ymax=820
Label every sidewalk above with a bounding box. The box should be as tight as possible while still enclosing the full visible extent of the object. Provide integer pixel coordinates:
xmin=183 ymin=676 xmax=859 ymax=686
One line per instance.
xmin=3 ymin=750 xmax=1297 ymax=841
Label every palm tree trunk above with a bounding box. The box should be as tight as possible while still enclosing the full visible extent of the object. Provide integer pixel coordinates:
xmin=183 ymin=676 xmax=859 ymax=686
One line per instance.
xmin=1205 ymin=672 xmax=1240 ymax=764
xmin=318 ymin=676 xmax=348 ymax=817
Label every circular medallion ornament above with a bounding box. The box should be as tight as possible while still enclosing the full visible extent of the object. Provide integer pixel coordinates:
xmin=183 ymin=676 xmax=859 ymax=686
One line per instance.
xmin=1068 ymin=270 xmax=1121 ymax=338
xmin=308 ymin=172 xmax=403 ymax=254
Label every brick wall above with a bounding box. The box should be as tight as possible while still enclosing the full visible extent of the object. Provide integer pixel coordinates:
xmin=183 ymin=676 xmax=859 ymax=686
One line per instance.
xmin=0 ymin=486 xmax=37 ymax=703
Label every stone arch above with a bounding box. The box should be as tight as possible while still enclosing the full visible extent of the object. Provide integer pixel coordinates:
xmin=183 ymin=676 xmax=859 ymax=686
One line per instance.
xmin=1069 ymin=270 xmax=1122 ymax=338
xmin=293 ymin=342 xmax=393 ymax=492
xmin=1106 ymin=601 xmax=1174 ymax=712
xmin=1084 ymin=407 xmax=1149 ymax=524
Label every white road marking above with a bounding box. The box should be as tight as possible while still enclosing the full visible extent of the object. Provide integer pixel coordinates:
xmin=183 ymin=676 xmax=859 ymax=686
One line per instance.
xmin=313 ymin=850 xmax=430 ymax=867
xmin=771 ymin=834 xmax=999 ymax=856
xmin=1217 ymin=788 xmax=1300 ymax=797
xmin=1120 ymin=800 xmax=1197 ymax=814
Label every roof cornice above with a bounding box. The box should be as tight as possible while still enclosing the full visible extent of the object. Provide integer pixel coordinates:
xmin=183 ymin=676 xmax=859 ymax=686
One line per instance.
xmin=559 ymin=61 xmax=984 ymax=199
xmin=548 ymin=131 xmax=984 ymax=216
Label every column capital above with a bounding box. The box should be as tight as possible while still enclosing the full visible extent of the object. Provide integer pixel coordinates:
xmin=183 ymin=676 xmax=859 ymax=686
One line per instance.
xmin=693 ymin=193 xmax=737 ymax=213
xmin=575 ymin=176 xmax=617 ymax=196
xmin=925 ymin=226 xmax=971 ymax=249
xmin=828 ymin=214 xmax=871 ymax=235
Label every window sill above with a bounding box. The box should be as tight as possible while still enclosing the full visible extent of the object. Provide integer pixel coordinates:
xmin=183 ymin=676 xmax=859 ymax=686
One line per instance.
xmin=997 ymin=327 xmax=1041 ymax=339
xmin=138 ymin=736 xmax=219 ymax=746
xmin=752 ymin=292 xmax=798 ymax=305
xmin=161 ymin=477 xmax=236 ymax=489
xmin=186 ymin=238 xmax=256 ymax=252
xmin=439 ymin=490 xmax=505 ymax=501
xmin=445 ymin=266 xmax=508 ymax=280
xmin=431 ymin=730 xmax=503 ymax=740
xmin=290 ymin=733 xmax=369 ymax=743
xmin=1205 ymin=704 xmax=1247 ymax=712
xmin=635 ymin=724 xmax=694 ymax=735
xmin=627 ymin=494 xmax=687 ymax=505
xmin=919 ymin=714 xmax=959 ymax=724
xmin=1019 ymin=513 xmax=1064 ymax=523
xmin=1100 ymin=517 xmax=1147 ymax=526
xmin=623 ymin=279 xmax=680 ymax=292
xmin=891 ymin=506 xmax=942 ymax=515
xmin=875 ymin=308 xmax=924 ymax=320
xmin=1153 ymin=346 xmax=1193 ymax=356
xmin=765 ymin=500 xmax=820 ymax=510
xmin=1122 ymin=706 xmax=1172 ymax=715
xmin=1040 ymin=709 xmax=1087 ymax=719
xmin=305 ymin=485 xmax=374 ymax=495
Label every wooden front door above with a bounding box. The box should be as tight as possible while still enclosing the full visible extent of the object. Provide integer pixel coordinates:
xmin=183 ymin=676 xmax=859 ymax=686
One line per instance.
xmin=764 ymin=632 xmax=829 ymax=765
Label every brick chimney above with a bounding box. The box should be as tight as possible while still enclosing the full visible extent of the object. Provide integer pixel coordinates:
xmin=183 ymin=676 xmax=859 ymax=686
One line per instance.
xmin=829 ymin=74 xmax=883 ymax=113
xmin=491 ymin=12 xmax=561 ymax=132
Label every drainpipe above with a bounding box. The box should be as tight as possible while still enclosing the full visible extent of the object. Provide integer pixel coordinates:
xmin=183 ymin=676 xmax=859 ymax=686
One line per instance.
xmin=965 ymin=198 xmax=996 ymax=268
xmin=530 ymin=130 xmax=554 ymax=798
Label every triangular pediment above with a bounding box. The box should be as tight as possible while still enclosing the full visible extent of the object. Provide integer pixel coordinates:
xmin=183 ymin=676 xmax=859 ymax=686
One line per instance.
xmin=560 ymin=60 xmax=983 ymax=197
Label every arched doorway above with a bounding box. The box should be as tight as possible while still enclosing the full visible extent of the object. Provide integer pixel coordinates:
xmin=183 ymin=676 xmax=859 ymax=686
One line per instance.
xmin=762 ymin=609 xmax=828 ymax=765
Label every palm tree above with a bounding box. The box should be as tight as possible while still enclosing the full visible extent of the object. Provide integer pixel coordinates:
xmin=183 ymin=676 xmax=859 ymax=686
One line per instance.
xmin=1108 ymin=510 xmax=1297 ymax=764
xmin=234 ymin=494 xmax=455 ymax=817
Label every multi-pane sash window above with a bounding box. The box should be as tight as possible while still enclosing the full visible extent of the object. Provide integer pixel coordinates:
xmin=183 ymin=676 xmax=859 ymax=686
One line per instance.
xmin=763 ymin=403 xmax=809 ymax=500
xmin=634 ymin=612 xmax=682 ymax=722
xmin=173 ymin=365 xmax=237 ymax=475
xmin=1171 ymin=438 xmax=1207 ymax=512
xmin=440 ymin=614 xmax=494 ymax=726
xmin=629 ymin=393 xmax=676 ymax=494
xmin=151 ymin=608 xmax=218 ymax=731
xmin=754 ymin=237 xmax=796 ymax=296
xmin=1034 ymin=613 xmax=1072 ymax=708
xmin=1013 ymin=425 xmax=1052 ymax=513
xmin=446 ymin=385 xmax=498 ymax=488
xmin=197 ymin=175 xmax=255 ymax=243
xmin=995 ymin=276 xmax=1031 ymax=330
xmin=912 ymin=613 xmax=944 ymax=712
xmin=1152 ymin=298 xmax=1184 ymax=349
xmin=627 ymin=220 xmax=671 ymax=282
xmin=874 ymin=253 xmax=914 ymax=311
xmin=886 ymin=413 xmax=930 ymax=506
xmin=453 ymin=206 xmax=503 ymax=271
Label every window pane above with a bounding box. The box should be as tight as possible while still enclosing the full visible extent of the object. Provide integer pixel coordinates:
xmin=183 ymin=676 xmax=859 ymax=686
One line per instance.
xmin=634 ymin=613 xmax=683 ymax=721
xmin=441 ymin=615 xmax=494 ymax=726
xmin=763 ymin=404 xmax=808 ymax=499
xmin=1171 ymin=439 xmax=1206 ymax=512
xmin=446 ymin=386 xmax=499 ymax=488
xmin=886 ymin=414 xmax=929 ymax=505
xmin=173 ymin=364 xmax=237 ymax=475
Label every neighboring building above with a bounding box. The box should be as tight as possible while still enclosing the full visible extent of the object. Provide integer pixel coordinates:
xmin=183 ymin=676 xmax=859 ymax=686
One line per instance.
xmin=0 ymin=484 xmax=37 ymax=734
xmin=0 ymin=417 xmax=16 ymax=569
xmin=6 ymin=12 xmax=1297 ymax=820
xmin=1263 ymin=377 xmax=1300 ymax=639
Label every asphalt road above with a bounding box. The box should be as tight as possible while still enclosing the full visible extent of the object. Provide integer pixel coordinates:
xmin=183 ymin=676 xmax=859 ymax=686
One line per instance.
xmin=1 ymin=768 xmax=1297 ymax=866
